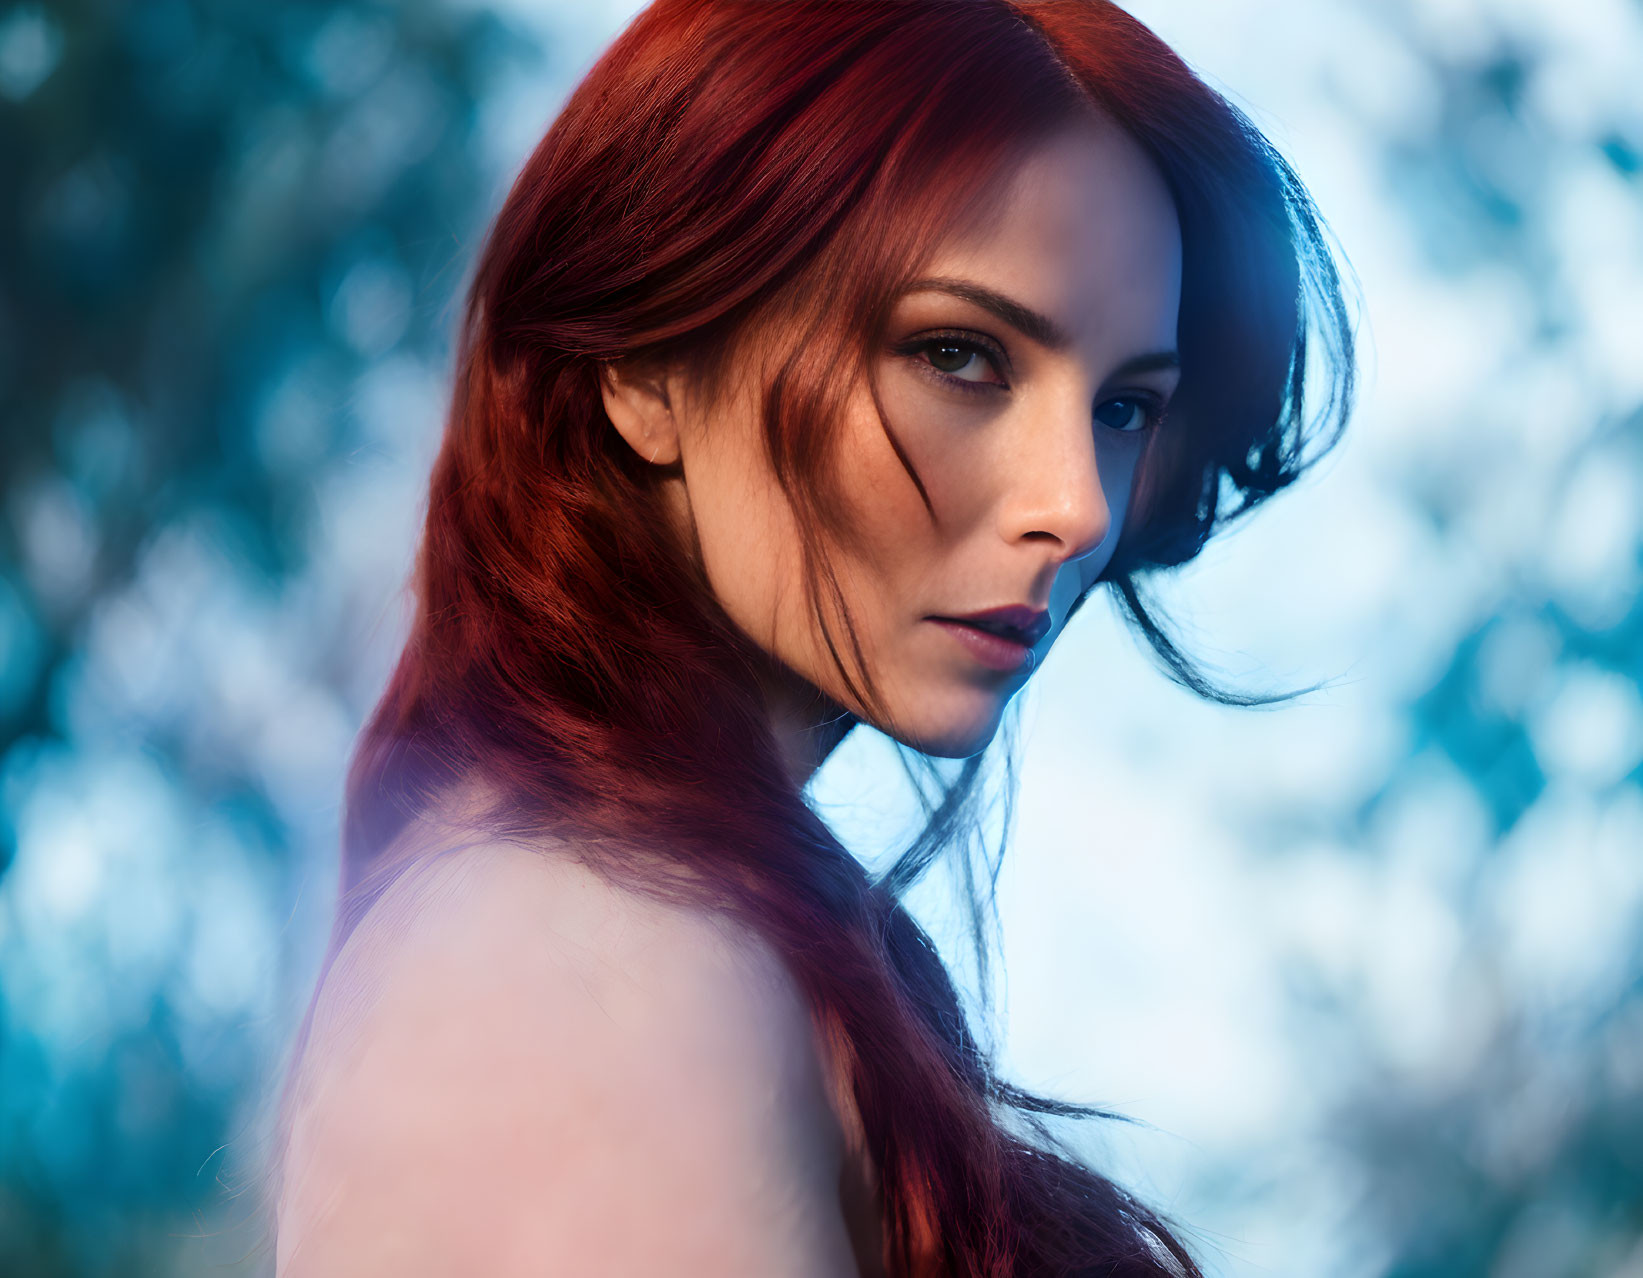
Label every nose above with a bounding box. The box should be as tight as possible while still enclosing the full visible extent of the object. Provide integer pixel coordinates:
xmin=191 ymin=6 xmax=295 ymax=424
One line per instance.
xmin=995 ymin=400 xmax=1111 ymax=565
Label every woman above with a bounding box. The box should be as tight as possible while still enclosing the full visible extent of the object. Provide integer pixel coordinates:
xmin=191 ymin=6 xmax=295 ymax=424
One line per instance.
xmin=273 ymin=1 xmax=1354 ymax=1274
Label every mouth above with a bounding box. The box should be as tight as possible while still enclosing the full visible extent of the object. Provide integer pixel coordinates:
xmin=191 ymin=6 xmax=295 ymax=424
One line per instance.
xmin=935 ymin=605 xmax=1052 ymax=645
xmin=926 ymin=606 xmax=1051 ymax=674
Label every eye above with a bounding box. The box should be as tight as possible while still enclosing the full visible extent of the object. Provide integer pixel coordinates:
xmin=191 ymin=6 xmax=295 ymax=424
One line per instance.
xmin=1093 ymin=395 xmax=1163 ymax=433
xmin=905 ymin=334 xmax=1007 ymax=389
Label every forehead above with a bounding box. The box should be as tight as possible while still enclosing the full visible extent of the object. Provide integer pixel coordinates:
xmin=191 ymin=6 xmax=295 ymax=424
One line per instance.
xmin=921 ymin=119 xmax=1183 ymax=350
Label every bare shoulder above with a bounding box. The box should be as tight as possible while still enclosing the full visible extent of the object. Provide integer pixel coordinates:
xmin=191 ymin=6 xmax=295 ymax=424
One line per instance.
xmin=277 ymin=840 xmax=857 ymax=1277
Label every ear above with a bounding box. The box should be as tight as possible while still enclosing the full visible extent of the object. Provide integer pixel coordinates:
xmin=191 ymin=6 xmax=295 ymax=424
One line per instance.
xmin=599 ymin=361 xmax=682 ymax=466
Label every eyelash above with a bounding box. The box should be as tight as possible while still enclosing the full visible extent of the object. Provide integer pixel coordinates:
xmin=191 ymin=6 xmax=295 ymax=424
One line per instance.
xmin=894 ymin=331 xmax=1171 ymax=433
xmin=895 ymin=331 xmax=1009 ymax=394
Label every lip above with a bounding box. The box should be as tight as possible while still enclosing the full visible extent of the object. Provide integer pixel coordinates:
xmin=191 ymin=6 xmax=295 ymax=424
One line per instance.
xmin=937 ymin=605 xmax=1052 ymax=647
xmin=926 ymin=606 xmax=1051 ymax=674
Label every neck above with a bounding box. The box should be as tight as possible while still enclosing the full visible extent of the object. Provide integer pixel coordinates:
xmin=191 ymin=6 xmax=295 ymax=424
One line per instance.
xmin=758 ymin=661 xmax=859 ymax=790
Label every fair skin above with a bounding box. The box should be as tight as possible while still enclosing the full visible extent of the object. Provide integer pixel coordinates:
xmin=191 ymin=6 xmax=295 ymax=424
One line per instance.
xmin=603 ymin=116 xmax=1183 ymax=782
xmin=277 ymin=844 xmax=873 ymax=1277
xmin=277 ymin=117 xmax=1182 ymax=1275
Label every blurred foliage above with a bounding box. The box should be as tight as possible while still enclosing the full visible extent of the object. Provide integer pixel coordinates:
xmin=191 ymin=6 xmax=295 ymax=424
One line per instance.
xmin=1294 ymin=5 xmax=1643 ymax=1275
xmin=0 ymin=0 xmax=540 ymax=1273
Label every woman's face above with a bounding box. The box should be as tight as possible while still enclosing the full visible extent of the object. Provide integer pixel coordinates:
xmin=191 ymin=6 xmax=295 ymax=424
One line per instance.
xmin=610 ymin=118 xmax=1182 ymax=758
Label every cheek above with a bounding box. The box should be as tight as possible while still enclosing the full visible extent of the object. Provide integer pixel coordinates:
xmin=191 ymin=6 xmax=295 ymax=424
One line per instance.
xmin=827 ymin=392 xmax=947 ymax=600
xmin=683 ymin=421 xmax=808 ymax=650
xmin=685 ymin=382 xmax=939 ymax=697
xmin=873 ymin=369 xmax=998 ymax=525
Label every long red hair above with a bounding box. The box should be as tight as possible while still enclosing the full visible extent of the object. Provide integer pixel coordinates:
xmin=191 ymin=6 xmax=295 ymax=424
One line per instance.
xmin=328 ymin=2 xmax=1354 ymax=1274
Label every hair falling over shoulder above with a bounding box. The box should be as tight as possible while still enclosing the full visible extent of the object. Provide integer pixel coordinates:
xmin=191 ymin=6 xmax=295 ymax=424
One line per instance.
xmin=332 ymin=2 xmax=1354 ymax=1273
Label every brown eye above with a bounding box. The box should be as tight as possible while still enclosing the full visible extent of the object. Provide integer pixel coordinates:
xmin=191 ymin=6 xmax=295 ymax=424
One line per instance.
xmin=919 ymin=337 xmax=1002 ymax=385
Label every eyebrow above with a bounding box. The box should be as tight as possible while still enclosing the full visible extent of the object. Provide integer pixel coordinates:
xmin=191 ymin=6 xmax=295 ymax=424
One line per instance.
xmin=905 ymin=277 xmax=1180 ymax=377
xmin=1107 ymin=350 xmax=1181 ymax=379
xmin=907 ymin=277 xmax=1072 ymax=350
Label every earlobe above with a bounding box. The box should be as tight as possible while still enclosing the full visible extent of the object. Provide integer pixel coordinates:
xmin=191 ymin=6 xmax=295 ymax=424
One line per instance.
xmin=599 ymin=362 xmax=683 ymax=466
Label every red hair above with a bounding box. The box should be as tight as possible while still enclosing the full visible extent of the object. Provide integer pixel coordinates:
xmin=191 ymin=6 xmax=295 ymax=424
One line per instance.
xmin=324 ymin=2 xmax=1354 ymax=1273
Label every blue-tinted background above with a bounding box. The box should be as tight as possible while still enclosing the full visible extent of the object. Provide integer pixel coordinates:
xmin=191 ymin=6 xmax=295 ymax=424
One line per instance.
xmin=2 ymin=1 xmax=1640 ymax=1275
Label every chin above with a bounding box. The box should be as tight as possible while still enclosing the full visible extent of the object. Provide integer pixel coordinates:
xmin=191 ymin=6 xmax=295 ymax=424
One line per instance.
xmin=891 ymin=692 xmax=1008 ymax=759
